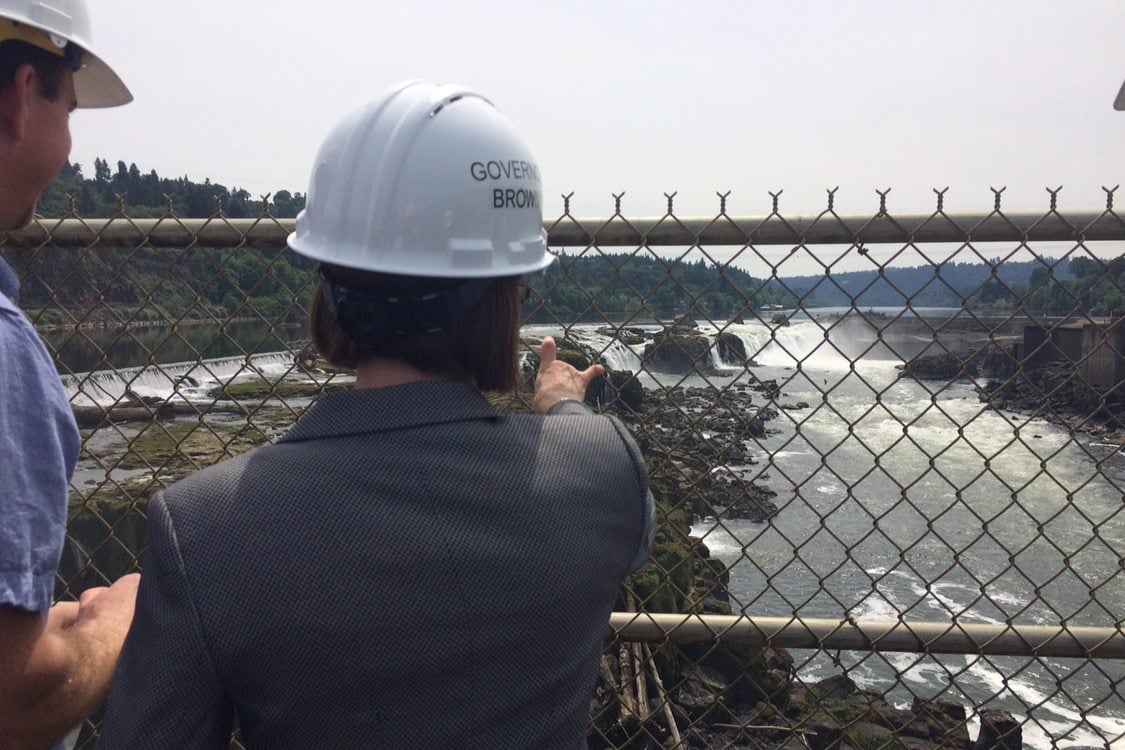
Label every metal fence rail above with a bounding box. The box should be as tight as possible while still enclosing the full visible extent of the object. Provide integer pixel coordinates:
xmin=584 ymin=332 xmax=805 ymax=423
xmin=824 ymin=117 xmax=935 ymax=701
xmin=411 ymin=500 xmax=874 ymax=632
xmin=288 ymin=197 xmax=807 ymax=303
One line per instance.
xmin=4 ymin=210 xmax=1122 ymax=248
xmin=3 ymin=195 xmax=1124 ymax=749
xmin=610 ymin=613 xmax=1125 ymax=659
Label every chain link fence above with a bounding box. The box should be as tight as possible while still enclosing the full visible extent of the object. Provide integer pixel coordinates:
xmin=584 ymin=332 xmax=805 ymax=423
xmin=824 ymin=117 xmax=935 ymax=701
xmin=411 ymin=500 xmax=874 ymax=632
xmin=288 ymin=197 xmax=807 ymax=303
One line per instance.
xmin=3 ymin=191 xmax=1124 ymax=749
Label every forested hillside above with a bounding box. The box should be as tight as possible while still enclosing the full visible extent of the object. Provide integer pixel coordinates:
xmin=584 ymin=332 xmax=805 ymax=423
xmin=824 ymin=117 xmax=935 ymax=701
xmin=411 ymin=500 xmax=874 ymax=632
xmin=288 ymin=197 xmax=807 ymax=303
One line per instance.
xmin=7 ymin=160 xmax=313 ymax=324
xmin=768 ymin=260 xmax=1071 ymax=308
xmin=770 ymin=255 xmax=1125 ymax=316
xmin=530 ymin=252 xmax=786 ymax=320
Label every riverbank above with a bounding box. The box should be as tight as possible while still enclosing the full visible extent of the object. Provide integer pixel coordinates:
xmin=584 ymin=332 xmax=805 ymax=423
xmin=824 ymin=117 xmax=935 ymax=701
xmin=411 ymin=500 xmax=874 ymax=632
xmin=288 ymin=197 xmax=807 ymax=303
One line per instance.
xmin=900 ymin=352 xmax=1125 ymax=449
xmin=980 ymin=363 xmax=1125 ymax=448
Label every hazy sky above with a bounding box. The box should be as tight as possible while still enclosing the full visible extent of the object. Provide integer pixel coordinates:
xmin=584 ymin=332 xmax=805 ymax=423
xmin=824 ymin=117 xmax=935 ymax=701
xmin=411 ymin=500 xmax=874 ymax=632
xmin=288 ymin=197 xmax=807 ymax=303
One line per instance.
xmin=68 ymin=1 xmax=1123 ymax=223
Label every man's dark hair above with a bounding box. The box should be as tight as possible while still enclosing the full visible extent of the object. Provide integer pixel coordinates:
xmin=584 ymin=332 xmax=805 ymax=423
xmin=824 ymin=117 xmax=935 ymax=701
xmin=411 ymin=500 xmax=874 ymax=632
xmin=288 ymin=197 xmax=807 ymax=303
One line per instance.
xmin=0 ymin=40 xmax=68 ymax=100
xmin=309 ymin=269 xmax=523 ymax=392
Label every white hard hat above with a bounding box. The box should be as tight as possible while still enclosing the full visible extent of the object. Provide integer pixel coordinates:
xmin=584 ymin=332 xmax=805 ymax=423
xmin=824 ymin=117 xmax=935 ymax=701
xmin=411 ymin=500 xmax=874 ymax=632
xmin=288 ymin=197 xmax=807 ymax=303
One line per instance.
xmin=289 ymin=80 xmax=553 ymax=279
xmin=0 ymin=0 xmax=131 ymax=108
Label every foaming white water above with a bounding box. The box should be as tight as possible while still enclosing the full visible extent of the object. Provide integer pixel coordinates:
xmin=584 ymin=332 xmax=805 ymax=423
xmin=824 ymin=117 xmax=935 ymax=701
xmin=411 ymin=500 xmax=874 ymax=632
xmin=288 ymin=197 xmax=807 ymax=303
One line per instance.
xmin=601 ymin=339 xmax=643 ymax=371
xmin=689 ymin=343 xmax=1125 ymax=750
xmin=729 ymin=320 xmax=852 ymax=370
xmin=62 ymin=351 xmax=298 ymax=407
xmin=556 ymin=327 xmax=645 ymax=372
xmin=847 ymin=535 xmax=1116 ymax=747
xmin=713 ymin=317 xmax=910 ymax=372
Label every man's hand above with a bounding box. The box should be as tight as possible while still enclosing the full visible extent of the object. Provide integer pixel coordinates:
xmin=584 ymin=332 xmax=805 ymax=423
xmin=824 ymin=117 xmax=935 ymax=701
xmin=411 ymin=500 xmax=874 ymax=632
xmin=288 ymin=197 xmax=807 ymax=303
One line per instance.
xmin=0 ymin=573 xmax=140 ymax=749
xmin=67 ymin=573 xmax=139 ymax=639
xmin=533 ymin=336 xmax=604 ymax=414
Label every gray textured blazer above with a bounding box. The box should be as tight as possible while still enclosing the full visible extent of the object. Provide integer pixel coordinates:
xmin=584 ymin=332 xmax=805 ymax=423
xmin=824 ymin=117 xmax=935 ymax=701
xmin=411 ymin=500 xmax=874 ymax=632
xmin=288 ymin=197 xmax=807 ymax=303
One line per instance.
xmin=98 ymin=380 xmax=653 ymax=749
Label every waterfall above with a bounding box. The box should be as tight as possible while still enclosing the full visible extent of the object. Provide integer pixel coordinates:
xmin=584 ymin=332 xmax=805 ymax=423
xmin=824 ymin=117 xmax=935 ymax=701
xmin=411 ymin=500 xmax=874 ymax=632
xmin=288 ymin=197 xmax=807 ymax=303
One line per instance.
xmin=600 ymin=339 xmax=642 ymax=371
xmin=719 ymin=319 xmax=891 ymax=370
xmin=62 ymin=351 xmax=298 ymax=407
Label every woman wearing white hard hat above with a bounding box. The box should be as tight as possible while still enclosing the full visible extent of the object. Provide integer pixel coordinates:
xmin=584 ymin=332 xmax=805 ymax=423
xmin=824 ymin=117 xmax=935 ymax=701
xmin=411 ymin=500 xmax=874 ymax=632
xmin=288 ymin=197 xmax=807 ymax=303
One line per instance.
xmin=99 ymin=81 xmax=653 ymax=749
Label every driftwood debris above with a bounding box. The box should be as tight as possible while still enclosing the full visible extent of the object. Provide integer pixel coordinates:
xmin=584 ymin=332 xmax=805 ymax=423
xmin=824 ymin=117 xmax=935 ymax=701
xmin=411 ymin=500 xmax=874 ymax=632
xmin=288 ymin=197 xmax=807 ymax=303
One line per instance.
xmin=598 ymin=591 xmax=685 ymax=747
xmin=71 ymin=388 xmax=248 ymax=428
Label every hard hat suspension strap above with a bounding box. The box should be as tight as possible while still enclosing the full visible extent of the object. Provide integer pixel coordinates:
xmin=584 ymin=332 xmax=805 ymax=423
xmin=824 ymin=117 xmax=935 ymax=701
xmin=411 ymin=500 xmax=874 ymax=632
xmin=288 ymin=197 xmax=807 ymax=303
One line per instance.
xmin=320 ymin=268 xmax=493 ymax=343
xmin=0 ymin=18 xmax=82 ymax=70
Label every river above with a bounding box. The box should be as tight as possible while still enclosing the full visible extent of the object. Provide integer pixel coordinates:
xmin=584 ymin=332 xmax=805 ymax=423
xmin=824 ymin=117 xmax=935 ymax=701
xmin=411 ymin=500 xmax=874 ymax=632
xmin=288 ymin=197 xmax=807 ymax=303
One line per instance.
xmin=56 ymin=314 xmax=1125 ymax=748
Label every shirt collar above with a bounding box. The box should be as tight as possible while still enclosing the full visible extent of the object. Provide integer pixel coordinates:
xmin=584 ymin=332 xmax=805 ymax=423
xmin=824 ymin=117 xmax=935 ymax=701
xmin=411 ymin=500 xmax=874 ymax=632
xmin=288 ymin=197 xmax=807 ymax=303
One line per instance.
xmin=279 ymin=380 xmax=502 ymax=444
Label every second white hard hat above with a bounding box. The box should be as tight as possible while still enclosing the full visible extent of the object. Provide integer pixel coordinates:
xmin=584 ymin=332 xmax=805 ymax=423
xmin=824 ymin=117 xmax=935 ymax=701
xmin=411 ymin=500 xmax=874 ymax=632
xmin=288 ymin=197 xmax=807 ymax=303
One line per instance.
xmin=289 ymin=81 xmax=553 ymax=279
xmin=0 ymin=0 xmax=131 ymax=108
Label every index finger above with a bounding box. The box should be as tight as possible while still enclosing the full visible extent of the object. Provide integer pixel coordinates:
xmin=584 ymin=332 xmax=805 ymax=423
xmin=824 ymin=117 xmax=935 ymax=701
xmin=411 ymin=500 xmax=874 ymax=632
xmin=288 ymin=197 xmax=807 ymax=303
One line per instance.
xmin=539 ymin=336 xmax=557 ymax=368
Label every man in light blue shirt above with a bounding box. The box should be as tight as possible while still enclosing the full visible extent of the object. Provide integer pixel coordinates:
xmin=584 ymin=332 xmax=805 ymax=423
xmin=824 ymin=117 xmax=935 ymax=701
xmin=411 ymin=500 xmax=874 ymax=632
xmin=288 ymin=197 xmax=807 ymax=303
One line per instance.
xmin=0 ymin=3 xmax=139 ymax=747
xmin=0 ymin=259 xmax=80 ymax=613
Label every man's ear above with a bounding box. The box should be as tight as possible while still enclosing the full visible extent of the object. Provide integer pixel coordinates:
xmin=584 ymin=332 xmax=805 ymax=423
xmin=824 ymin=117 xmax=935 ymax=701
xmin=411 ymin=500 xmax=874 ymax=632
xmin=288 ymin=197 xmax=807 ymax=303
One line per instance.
xmin=0 ymin=63 xmax=35 ymax=141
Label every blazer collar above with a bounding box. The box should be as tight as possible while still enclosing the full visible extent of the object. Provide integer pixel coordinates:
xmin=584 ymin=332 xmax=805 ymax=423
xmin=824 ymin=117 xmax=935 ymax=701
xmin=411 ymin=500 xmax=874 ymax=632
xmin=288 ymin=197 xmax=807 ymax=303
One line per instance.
xmin=279 ymin=380 xmax=502 ymax=444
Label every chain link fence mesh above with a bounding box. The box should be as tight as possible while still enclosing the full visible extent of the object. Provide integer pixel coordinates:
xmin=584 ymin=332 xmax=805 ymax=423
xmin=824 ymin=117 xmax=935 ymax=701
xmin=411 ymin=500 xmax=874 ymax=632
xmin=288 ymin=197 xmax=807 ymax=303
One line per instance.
xmin=3 ymin=192 xmax=1123 ymax=749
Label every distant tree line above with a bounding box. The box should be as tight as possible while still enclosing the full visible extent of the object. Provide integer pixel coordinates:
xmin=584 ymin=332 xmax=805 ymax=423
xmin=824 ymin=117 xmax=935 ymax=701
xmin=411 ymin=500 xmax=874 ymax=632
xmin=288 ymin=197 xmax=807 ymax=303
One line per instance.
xmin=19 ymin=162 xmax=1122 ymax=322
xmin=1017 ymin=256 xmax=1125 ymax=316
xmin=526 ymin=252 xmax=789 ymax=321
xmin=773 ymin=255 xmax=1125 ymax=316
xmin=36 ymin=159 xmax=306 ymax=218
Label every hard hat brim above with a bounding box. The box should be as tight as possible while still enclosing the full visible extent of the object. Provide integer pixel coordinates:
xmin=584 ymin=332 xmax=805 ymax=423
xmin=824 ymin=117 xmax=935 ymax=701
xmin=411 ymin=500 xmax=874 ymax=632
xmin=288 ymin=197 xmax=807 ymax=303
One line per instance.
xmin=74 ymin=50 xmax=132 ymax=108
xmin=288 ymin=229 xmax=558 ymax=279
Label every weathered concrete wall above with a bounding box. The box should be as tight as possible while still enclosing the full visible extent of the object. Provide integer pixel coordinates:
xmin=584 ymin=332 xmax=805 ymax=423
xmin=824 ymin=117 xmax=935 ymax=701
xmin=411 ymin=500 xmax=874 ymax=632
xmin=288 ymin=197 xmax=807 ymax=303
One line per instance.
xmin=1021 ymin=325 xmax=1084 ymax=369
xmin=1081 ymin=321 xmax=1125 ymax=391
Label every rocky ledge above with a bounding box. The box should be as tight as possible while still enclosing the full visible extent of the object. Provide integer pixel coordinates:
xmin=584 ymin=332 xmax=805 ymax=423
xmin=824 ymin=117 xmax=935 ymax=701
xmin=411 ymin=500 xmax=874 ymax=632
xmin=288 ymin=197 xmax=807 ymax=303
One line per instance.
xmin=900 ymin=352 xmax=1125 ymax=448
xmin=979 ymin=363 xmax=1125 ymax=448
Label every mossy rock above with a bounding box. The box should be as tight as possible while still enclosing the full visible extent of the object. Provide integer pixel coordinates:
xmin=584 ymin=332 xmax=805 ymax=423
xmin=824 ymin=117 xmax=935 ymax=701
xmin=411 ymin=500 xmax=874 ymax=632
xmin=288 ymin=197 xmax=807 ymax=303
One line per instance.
xmin=630 ymin=539 xmax=695 ymax=612
xmin=697 ymin=554 xmax=728 ymax=583
xmin=60 ymin=480 xmax=154 ymax=595
xmin=673 ymin=664 xmax=735 ymax=722
xmin=715 ymin=331 xmax=748 ymax=365
xmin=628 ymin=565 xmax=681 ymax=613
xmin=647 ymin=473 xmax=695 ymax=528
xmin=643 ymin=331 xmax=712 ymax=374
xmin=678 ymin=641 xmax=787 ymax=707
xmin=604 ymin=369 xmax=644 ymax=412
xmin=111 ymin=419 xmax=281 ymax=478
xmin=653 ymin=497 xmax=692 ymax=539
xmin=900 ymin=352 xmax=971 ymax=380
xmin=61 ymin=417 xmax=287 ymax=594
xmin=841 ymin=722 xmax=908 ymax=750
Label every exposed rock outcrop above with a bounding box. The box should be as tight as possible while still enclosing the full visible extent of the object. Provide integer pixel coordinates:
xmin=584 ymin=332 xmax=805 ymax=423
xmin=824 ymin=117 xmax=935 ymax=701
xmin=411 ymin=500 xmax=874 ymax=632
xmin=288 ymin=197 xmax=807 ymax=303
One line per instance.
xmin=643 ymin=328 xmax=713 ymax=373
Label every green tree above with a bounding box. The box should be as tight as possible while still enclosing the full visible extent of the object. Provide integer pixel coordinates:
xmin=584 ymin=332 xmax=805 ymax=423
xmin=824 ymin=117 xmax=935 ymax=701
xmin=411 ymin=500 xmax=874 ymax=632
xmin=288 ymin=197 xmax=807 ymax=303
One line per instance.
xmin=94 ymin=157 xmax=111 ymax=183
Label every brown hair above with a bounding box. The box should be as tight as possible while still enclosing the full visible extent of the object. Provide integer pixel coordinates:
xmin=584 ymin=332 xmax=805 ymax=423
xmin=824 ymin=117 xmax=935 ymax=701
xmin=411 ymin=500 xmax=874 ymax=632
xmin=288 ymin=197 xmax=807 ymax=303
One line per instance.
xmin=0 ymin=40 xmax=68 ymax=101
xmin=309 ymin=273 xmax=522 ymax=392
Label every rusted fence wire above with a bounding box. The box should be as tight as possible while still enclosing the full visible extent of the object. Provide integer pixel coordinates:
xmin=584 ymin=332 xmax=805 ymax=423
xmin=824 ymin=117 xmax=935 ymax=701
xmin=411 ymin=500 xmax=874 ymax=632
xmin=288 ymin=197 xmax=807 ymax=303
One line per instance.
xmin=3 ymin=190 xmax=1124 ymax=749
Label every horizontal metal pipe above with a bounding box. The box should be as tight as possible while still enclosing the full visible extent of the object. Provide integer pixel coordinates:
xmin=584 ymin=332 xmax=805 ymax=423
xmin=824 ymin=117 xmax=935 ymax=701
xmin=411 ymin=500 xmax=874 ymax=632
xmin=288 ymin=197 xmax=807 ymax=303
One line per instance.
xmin=608 ymin=613 xmax=1125 ymax=659
xmin=2 ymin=218 xmax=292 ymax=248
xmin=3 ymin=212 xmax=1122 ymax=248
xmin=550 ymin=211 xmax=1125 ymax=247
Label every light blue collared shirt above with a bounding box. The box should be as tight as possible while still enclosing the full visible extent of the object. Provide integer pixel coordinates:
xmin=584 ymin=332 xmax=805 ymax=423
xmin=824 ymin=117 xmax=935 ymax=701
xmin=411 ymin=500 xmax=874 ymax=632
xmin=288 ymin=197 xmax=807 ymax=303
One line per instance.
xmin=0 ymin=255 xmax=79 ymax=613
